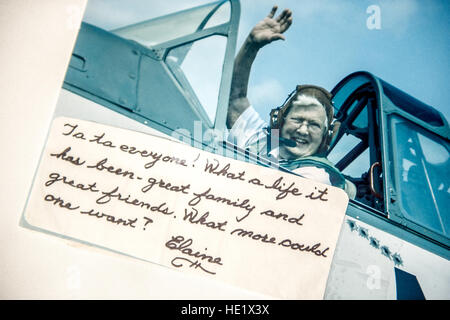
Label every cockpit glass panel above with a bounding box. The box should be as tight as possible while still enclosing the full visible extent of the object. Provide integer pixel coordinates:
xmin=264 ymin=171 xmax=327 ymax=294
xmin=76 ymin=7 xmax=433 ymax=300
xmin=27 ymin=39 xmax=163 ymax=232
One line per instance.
xmin=166 ymin=36 xmax=227 ymax=125
xmin=392 ymin=115 xmax=449 ymax=237
xmin=328 ymin=134 xmax=367 ymax=177
xmin=109 ymin=1 xmax=229 ymax=47
xmin=352 ymin=107 xmax=368 ymax=129
xmin=332 ymin=75 xmax=370 ymax=114
xmin=382 ymin=80 xmax=444 ymax=127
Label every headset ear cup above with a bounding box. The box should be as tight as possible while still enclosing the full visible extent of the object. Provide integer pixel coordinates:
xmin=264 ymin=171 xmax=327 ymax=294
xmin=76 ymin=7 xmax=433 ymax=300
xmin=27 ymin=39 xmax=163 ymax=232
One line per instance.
xmin=270 ymin=108 xmax=280 ymax=129
xmin=317 ymin=121 xmax=338 ymax=155
xmin=330 ymin=121 xmax=340 ymax=146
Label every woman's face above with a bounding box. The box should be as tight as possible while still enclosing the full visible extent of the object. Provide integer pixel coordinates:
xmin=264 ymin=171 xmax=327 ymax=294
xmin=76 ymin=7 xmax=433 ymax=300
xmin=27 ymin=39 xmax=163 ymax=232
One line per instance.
xmin=279 ymin=102 xmax=328 ymax=160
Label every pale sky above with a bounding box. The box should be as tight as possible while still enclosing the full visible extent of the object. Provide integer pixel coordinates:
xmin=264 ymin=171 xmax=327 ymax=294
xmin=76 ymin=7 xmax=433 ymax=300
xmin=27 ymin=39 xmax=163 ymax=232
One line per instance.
xmin=82 ymin=0 xmax=450 ymax=123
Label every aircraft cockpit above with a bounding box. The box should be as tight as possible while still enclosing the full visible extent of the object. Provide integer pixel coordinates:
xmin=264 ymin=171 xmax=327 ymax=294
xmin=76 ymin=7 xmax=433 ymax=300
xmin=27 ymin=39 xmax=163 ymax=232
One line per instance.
xmin=328 ymin=71 xmax=449 ymax=248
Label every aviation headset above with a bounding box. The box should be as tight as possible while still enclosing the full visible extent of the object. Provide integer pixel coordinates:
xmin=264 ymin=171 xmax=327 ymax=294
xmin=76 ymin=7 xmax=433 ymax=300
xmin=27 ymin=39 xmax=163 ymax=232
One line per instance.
xmin=268 ymin=84 xmax=337 ymax=155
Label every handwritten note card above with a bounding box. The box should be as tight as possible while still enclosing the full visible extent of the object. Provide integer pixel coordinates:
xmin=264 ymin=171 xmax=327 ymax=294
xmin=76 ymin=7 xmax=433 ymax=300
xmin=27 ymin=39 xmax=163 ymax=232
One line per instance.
xmin=23 ymin=117 xmax=348 ymax=299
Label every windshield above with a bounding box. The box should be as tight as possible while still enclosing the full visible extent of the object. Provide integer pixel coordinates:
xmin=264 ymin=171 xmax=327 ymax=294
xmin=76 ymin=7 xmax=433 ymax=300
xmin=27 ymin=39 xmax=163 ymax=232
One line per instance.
xmin=391 ymin=115 xmax=449 ymax=237
xmin=110 ymin=1 xmax=230 ymax=47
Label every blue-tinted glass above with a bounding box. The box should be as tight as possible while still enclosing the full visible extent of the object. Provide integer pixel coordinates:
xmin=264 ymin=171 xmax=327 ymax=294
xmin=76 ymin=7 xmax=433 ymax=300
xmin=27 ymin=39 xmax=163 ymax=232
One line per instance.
xmin=353 ymin=107 xmax=368 ymax=129
xmin=332 ymin=75 xmax=370 ymax=113
xmin=392 ymin=116 xmax=449 ymax=237
xmin=382 ymin=80 xmax=444 ymax=127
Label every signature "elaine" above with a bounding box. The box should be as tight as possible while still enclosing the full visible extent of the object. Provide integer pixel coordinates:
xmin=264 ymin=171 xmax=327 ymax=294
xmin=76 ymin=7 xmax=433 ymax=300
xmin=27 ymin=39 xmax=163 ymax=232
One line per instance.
xmin=165 ymin=235 xmax=223 ymax=275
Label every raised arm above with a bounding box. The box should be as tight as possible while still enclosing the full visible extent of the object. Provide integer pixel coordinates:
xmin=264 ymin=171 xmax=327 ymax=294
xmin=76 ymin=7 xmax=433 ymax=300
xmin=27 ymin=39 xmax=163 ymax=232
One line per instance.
xmin=226 ymin=6 xmax=293 ymax=129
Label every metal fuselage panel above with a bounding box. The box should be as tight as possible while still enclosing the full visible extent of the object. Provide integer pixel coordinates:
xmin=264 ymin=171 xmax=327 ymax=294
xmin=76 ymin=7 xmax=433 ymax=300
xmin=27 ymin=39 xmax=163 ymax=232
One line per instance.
xmin=325 ymin=205 xmax=450 ymax=299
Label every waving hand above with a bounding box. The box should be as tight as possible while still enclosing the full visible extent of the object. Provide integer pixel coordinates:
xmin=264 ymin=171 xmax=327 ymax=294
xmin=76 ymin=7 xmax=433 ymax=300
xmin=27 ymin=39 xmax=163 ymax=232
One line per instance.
xmin=249 ymin=6 xmax=293 ymax=47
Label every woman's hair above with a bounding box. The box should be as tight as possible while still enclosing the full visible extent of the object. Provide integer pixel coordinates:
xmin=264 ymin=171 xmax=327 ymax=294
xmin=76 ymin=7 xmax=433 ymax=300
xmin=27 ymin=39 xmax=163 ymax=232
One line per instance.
xmin=280 ymin=85 xmax=334 ymax=129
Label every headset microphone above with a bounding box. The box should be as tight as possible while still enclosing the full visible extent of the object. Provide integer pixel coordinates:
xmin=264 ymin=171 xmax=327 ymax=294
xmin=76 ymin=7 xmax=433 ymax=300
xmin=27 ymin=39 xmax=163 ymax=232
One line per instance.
xmin=265 ymin=127 xmax=297 ymax=149
xmin=279 ymin=136 xmax=297 ymax=147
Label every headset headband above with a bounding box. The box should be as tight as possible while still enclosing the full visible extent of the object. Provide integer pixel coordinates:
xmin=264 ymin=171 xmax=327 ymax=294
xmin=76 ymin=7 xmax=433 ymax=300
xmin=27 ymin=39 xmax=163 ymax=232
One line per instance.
xmin=270 ymin=84 xmax=334 ymax=130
